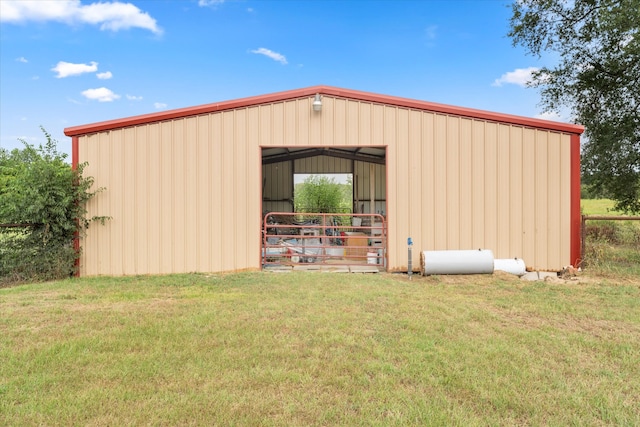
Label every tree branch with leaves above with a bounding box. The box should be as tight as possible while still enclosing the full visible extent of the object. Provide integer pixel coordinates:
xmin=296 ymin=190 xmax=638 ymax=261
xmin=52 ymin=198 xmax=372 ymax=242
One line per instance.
xmin=509 ymin=0 xmax=640 ymax=213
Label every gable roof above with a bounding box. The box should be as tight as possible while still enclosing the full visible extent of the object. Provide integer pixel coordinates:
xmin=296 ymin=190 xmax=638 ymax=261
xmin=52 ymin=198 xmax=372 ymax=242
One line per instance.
xmin=64 ymin=85 xmax=584 ymax=137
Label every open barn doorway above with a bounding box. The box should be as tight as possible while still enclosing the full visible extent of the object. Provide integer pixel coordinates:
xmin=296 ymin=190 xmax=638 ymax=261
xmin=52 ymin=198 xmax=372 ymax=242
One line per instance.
xmin=261 ymin=147 xmax=388 ymax=271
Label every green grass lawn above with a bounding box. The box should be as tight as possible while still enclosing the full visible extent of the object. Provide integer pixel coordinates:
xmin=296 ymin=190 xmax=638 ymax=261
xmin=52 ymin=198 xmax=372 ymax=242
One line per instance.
xmin=2 ymin=272 xmax=639 ymax=426
xmin=581 ymin=198 xmax=627 ymax=216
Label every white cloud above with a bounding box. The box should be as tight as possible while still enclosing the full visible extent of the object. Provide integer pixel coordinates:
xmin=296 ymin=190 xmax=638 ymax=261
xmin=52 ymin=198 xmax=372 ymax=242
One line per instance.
xmin=79 ymin=2 xmax=161 ymax=33
xmin=154 ymin=102 xmax=167 ymax=109
xmin=535 ymin=111 xmax=563 ymax=121
xmin=199 ymin=0 xmax=225 ymax=7
xmin=492 ymin=67 xmax=539 ymax=87
xmin=81 ymin=87 xmax=120 ymax=102
xmin=126 ymin=94 xmax=143 ymax=101
xmin=97 ymin=71 xmax=113 ymax=79
xmin=16 ymin=56 xmax=28 ymax=63
xmin=1 ymin=0 xmax=70 ymax=22
xmin=52 ymin=61 xmax=98 ymax=78
xmin=251 ymin=47 xmax=287 ymax=65
xmin=0 ymin=0 xmax=162 ymax=35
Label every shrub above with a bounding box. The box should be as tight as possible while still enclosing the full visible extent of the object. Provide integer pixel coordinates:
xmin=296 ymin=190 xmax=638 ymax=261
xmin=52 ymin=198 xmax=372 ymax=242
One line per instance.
xmin=294 ymin=175 xmax=352 ymax=213
xmin=585 ymin=221 xmax=620 ymax=244
xmin=0 ymin=127 xmax=106 ymax=285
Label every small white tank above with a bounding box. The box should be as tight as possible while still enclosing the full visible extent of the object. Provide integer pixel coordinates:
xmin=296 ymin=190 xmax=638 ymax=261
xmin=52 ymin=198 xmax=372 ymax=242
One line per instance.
xmin=494 ymin=258 xmax=527 ymax=276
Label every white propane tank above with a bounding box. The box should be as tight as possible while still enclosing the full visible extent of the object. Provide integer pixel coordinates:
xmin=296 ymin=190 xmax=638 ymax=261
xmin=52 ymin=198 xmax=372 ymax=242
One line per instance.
xmin=421 ymin=249 xmax=494 ymax=275
xmin=494 ymin=258 xmax=527 ymax=276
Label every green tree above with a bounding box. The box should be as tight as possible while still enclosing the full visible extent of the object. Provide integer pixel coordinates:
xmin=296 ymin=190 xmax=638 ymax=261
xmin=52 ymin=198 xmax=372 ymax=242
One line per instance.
xmin=0 ymin=127 xmax=106 ymax=284
xmin=294 ymin=175 xmax=352 ymax=213
xmin=508 ymin=0 xmax=640 ymax=213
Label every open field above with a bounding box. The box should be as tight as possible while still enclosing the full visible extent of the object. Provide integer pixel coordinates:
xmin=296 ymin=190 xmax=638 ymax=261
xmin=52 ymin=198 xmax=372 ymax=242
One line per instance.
xmin=581 ymin=198 xmax=629 ymax=216
xmin=1 ymin=271 xmax=639 ymax=426
xmin=580 ymin=199 xmax=640 ymax=278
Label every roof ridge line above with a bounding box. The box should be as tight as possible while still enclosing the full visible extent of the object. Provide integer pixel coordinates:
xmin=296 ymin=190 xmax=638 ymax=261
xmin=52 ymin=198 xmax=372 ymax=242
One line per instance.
xmin=64 ymin=85 xmax=584 ymax=136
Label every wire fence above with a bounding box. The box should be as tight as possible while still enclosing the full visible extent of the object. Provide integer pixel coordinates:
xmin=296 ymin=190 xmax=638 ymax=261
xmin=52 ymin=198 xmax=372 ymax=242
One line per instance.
xmin=580 ymin=215 xmax=640 ymax=268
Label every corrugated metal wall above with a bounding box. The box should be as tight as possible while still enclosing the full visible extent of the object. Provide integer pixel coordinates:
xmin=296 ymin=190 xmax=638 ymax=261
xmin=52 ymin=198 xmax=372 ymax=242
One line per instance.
xmin=262 ymin=160 xmax=293 ymax=214
xmin=79 ymin=113 xmax=261 ymax=276
xmin=353 ymin=161 xmax=386 ymax=214
xmin=79 ymin=95 xmax=572 ymax=276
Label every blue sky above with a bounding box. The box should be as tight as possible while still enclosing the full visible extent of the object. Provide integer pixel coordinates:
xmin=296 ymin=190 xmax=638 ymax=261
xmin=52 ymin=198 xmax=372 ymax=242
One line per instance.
xmin=0 ymin=0 xmax=560 ymax=157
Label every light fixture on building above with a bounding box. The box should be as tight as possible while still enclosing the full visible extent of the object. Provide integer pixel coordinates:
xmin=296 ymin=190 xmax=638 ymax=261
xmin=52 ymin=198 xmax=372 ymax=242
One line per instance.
xmin=312 ymin=93 xmax=322 ymax=112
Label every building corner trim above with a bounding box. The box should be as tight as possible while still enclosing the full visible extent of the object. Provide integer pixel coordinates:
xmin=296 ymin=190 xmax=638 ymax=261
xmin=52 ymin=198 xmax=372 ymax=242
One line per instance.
xmin=570 ymin=134 xmax=581 ymax=267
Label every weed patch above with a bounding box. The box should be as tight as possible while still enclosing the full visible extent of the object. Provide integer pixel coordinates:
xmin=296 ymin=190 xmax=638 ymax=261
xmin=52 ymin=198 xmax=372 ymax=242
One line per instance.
xmin=581 ymin=199 xmax=640 ymax=279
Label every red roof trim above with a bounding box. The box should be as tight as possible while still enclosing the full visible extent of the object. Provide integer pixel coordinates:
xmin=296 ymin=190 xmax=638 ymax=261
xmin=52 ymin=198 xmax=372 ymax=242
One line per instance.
xmin=64 ymin=85 xmax=585 ymax=136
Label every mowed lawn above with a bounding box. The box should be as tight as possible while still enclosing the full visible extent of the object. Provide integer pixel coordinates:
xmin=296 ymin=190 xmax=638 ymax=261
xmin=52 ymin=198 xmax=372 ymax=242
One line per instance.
xmin=2 ymin=272 xmax=639 ymax=426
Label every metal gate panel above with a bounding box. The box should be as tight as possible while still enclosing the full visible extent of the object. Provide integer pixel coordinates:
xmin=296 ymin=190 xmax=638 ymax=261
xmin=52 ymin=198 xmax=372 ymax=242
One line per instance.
xmin=262 ymin=212 xmax=387 ymax=271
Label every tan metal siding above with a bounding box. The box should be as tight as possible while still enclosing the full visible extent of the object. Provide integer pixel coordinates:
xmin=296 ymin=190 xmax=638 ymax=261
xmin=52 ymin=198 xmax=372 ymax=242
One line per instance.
xmin=496 ymin=124 xmax=510 ymax=257
xmin=145 ymin=124 xmax=159 ymax=273
xmin=420 ymin=113 xmax=435 ymax=251
xmin=459 ymin=118 xmax=473 ymax=250
xmin=333 ymin=98 xmax=347 ymax=146
xmin=433 ymin=115 xmax=447 ymax=249
xmin=196 ymin=115 xmax=211 ymax=272
xmin=210 ymin=114 xmax=224 ymax=273
xmin=560 ymin=138 xmax=572 ymax=267
xmin=484 ymin=122 xmax=499 ymax=256
xmin=407 ymin=111 xmax=422 ymax=249
xmin=521 ymin=128 xmax=536 ymax=265
xmin=471 ymin=121 xmax=485 ymax=250
xmin=534 ymin=130 xmax=549 ymax=268
xmin=508 ymin=126 xmax=524 ymax=259
xmin=80 ymin=110 xmax=262 ymax=275
xmin=79 ymin=93 xmax=573 ymax=275
xmin=446 ymin=116 xmax=460 ymax=249
xmin=384 ymin=111 xmax=572 ymax=272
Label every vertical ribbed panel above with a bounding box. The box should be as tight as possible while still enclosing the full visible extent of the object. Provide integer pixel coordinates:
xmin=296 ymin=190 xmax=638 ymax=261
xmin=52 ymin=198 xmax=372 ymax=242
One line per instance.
xmin=262 ymin=161 xmax=293 ymax=213
xmin=80 ymin=109 xmax=261 ymax=275
xmin=294 ymin=155 xmax=352 ymax=173
xmin=79 ymin=94 xmax=574 ymax=275
xmin=458 ymin=119 xmax=473 ymax=250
